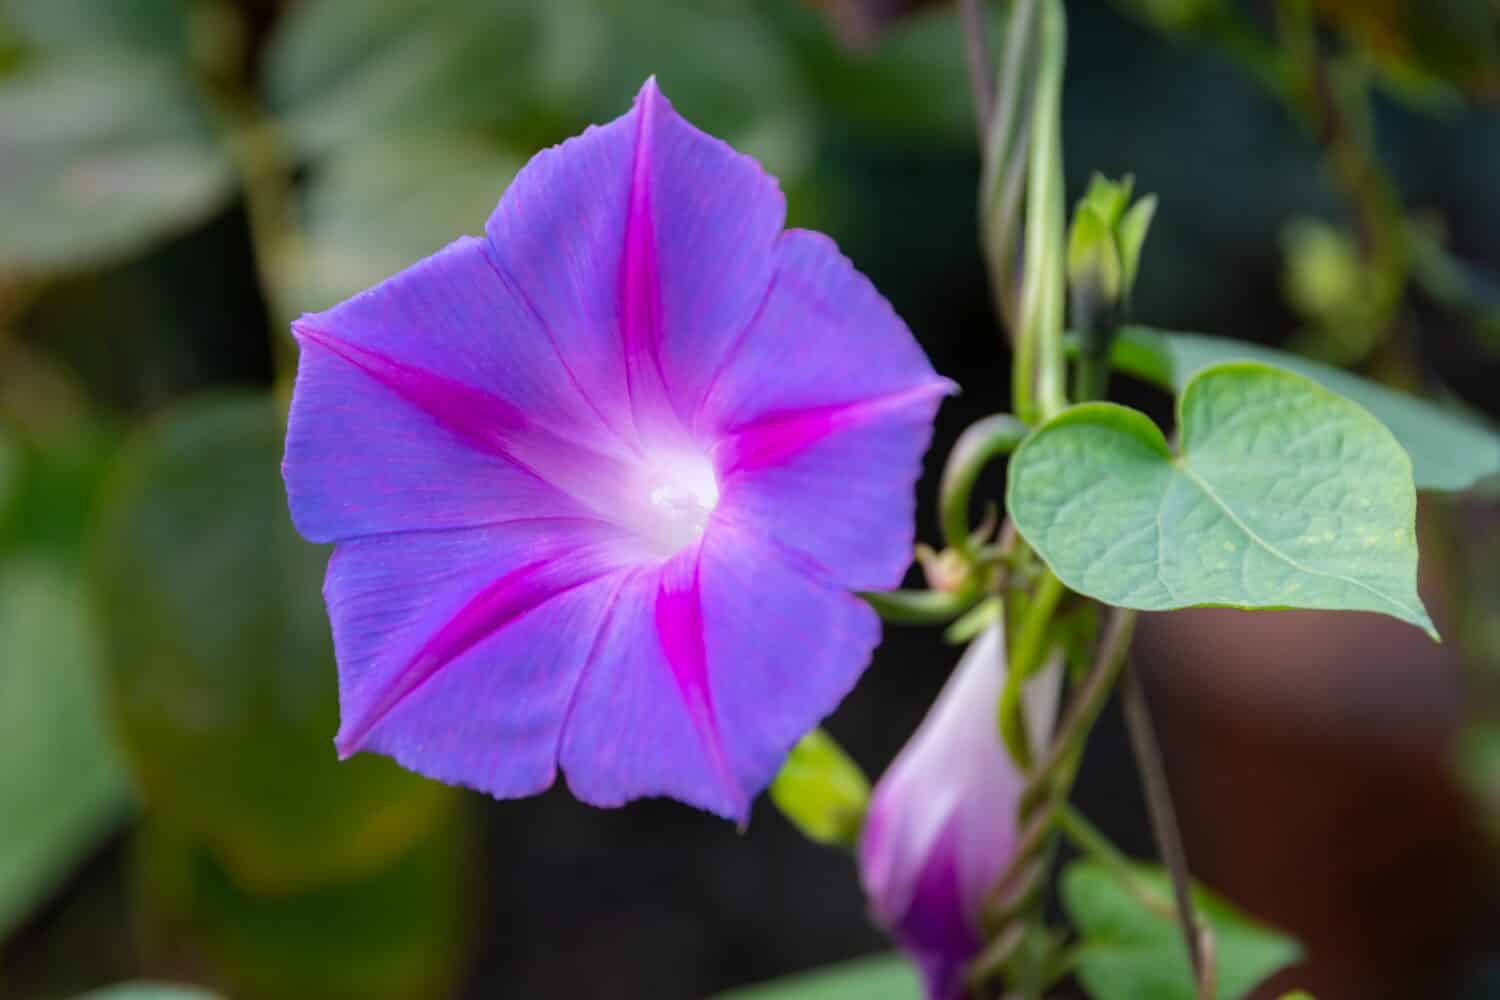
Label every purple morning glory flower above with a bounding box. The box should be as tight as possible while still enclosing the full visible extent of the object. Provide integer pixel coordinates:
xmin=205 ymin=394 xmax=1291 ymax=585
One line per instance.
xmin=858 ymin=624 xmax=1060 ymax=997
xmin=282 ymin=79 xmax=951 ymax=823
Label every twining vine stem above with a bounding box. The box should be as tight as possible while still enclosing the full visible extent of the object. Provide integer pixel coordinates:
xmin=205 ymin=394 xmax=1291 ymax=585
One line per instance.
xmin=959 ymin=0 xmax=996 ymax=146
xmin=968 ymin=606 xmax=1137 ymax=989
xmin=958 ymin=2 xmax=1215 ymax=996
xmin=1120 ymin=664 xmax=1212 ymax=998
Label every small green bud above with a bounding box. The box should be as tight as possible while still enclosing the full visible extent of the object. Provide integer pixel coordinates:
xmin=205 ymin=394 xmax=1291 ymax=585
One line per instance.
xmin=1067 ymin=173 xmax=1157 ymax=324
xmin=770 ymin=728 xmax=870 ymax=847
xmin=1068 ymin=204 xmax=1125 ymax=307
xmin=1117 ymin=194 xmax=1158 ymax=293
xmin=1067 ymin=174 xmax=1157 ymax=400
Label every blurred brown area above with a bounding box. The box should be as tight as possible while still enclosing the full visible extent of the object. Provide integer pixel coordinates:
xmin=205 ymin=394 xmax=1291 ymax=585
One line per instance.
xmin=1134 ymin=503 xmax=1495 ymax=999
xmin=813 ymin=0 xmax=947 ymax=47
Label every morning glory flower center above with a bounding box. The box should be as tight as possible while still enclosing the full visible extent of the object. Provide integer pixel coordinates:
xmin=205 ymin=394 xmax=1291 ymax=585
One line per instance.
xmin=638 ymin=452 xmax=719 ymax=554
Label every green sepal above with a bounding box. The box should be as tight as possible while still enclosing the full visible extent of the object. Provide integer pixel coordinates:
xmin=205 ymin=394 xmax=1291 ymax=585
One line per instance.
xmin=860 ymin=585 xmax=981 ymax=626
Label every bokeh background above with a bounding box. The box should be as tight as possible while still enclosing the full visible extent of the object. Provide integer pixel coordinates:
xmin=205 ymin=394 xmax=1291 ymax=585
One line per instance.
xmin=2 ymin=0 xmax=1500 ymax=998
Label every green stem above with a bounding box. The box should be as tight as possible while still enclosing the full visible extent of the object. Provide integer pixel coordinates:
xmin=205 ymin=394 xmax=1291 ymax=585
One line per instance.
xmin=940 ymin=414 xmax=1030 ymax=560
xmin=998 ymin=569 xmax=1066 ymax=768
xmin=1020 ymin=607 xmax=1135 ymax=810
xmin=1121 ymin=663 xmax=1212 ymax=998
xmin=969 ymin=607 xmax=1137 ymax=991
xmin=859 ymin=586 xmax=981 ymax=626
xmin=1275 ymin=0 xmax=1410 ymax=362
xmin=1072 ymin=343 xmax=1110 ymax=402
xmin=1057 ymin=804 xmax=1176 ymax=919
xmin=1015 ymin=0 xmax=1069 ymax=422
xmin=980 ymin=0 xmax=1040 ymax=335
xmin=958 ymin=0 xmax=996 ymax=145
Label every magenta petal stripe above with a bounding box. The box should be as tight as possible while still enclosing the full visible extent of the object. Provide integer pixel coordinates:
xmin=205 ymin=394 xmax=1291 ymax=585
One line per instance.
xmin=558 ymin=557 xmax=751 ymax=819
xmin=336 ymin=555 xmax=614 ymax=759
xmin=716 ymin=382 xmax=955 ymax=476
xmin=618 ymin=80 xmax=675 ymax=434
xmin=283 ymin=78 xmax=951 ymax=819
xmin=293 ymin=324 xmax=652 ymax=526
xmin=652 ymin=545 xmax=737 ymax=806
xmin=294 ymin=324 xmax=529 ymax=453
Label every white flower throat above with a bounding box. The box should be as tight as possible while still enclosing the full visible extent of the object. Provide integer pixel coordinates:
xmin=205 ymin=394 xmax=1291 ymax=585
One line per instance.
xmin=637 ymin=452 xmax=719 ymax=555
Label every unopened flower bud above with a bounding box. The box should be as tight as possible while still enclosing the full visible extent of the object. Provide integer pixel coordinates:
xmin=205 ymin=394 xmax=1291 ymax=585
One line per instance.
xmin=858 ymin=622 xmax=1060 ymax=998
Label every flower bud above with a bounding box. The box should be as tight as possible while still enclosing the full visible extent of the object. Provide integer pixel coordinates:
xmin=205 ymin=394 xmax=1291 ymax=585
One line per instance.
xmin=857 ymin=622 xmax=1061 ymax=998
xmin=1067 ymin=174 xmax=1157 ymax=337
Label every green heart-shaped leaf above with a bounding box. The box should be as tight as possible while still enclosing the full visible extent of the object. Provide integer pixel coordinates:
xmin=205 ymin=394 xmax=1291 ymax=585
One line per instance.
xmin=1008 ymin=362 xmax=1436 ymax=638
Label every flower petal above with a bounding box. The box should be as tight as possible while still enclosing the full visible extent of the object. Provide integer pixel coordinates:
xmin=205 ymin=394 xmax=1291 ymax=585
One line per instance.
xmin=284 ymin=236 xmax=635 ymax=542
xmin=696 ymin=229 xmax=952 ymax=431
xmin=898 ymin=821 xmax=983 ymax=1000
xmin=559 ymin=519 xmax=880 ymax=822
xmin=859 ymin=623 xmax=1049 ymax=997
xmin=484 ymin=79 xmax=785 ymax=442
xmin=687 ymin=229 xmax=951 ymax=590
xmin=323 ymin=517 xmax=639 ymax=798
xmin=709 ymin=391 xmax=944 ymax=591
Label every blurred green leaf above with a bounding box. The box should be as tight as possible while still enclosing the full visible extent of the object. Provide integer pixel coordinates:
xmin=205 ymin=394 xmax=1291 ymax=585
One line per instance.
xmin=779 ymin=4 xmax=980 ymax=144
xmin=769 ymin=728 xmax=869 ymax=847
xmin=1062 ymin=859 xmax=1301 ymax=1000
xmin=1104 ymin=326 xmax=1500 ymax=491
xmin=0 ymin=0 xmax=190 ymax=62
xmin=0 ymin=557 xmax=131 ymax=940
xmin=1459 ymin=722 xmax=1500 ymax=841
xmin=715 ymin=953 xmax=920 ymax=999
xmin=0 ymin=53 xmax=232 ymax=271
xmin=7 ymin=423 xmax=119 ymax=558
xmin=72 ymin=984 xmax=222 ymax=1000
xmin=580 ymin=0 xmax=815 ymax=181
xmin=92 ymin=394 xmax=453 ymax=894
xmin=263 ymin=0 xmax=596 ymax=160
xmin=265 ymin=0 xmax=819 ymax=193
xmin=0 ymin=421 xmax=18 ymax=537
xmin=294 ymin=134 xmax=521 ymax=310
xmin=1008 ymin=363 xmax=1436 ymax=637
xmin=138 ymin=810 xmax=473 ymax=1000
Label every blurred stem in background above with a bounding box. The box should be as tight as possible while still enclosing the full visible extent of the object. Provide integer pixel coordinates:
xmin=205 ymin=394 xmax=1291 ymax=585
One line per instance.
xmin=189 ymin=0 xmax=303 ymax=395
xmin=1275 ymin=0 xmax=1411 ymax=370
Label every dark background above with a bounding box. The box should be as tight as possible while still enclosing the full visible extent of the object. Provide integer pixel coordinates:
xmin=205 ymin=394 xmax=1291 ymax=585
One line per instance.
xmin=1 ymin=1 xmax=1499 ymax=998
